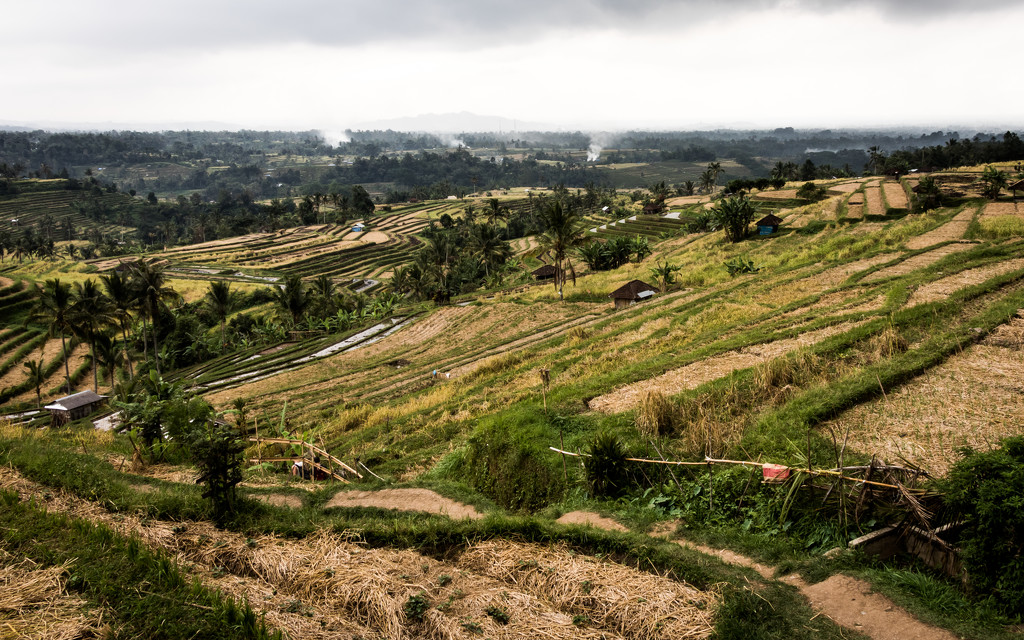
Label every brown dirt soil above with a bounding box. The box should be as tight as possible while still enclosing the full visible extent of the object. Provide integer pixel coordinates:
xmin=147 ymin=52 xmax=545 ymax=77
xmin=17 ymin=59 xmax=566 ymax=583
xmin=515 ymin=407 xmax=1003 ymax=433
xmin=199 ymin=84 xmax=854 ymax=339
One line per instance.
xmin=845 ymin=203 xmax=864 ymax=219
xmin=556 ymin=511 xmax=628 ymax=532
xmin=589 ymin=323 xmax=859 ymax=414
xmin=905 ymin=207 xmax=975 ymax=250
xmin=826 ymin=330 xmax=1024 ymax=475
xmin=253 ymin=493 xmax=304 ymax=509
xmin=907 ymin=257 xmax=1024 ymax=306
xmin=0 ymin=276 xmax=13 ymax=288
xmin=882 ymin=181 xmax=909 ymax=210
xmin=802 ymin=575 xmax=956 ymax=640
xmin=574 ymin=513 xmax=955 ymax=640
xmin=981 ymin=201 xmax=1023 ymax=218
xmin=862 ymin=243 xmax=975 ymax=282
xmin=325 ymin=488 xmax=483 ymax=520
xmin=2 ymin=467 xmax=714 ymax=640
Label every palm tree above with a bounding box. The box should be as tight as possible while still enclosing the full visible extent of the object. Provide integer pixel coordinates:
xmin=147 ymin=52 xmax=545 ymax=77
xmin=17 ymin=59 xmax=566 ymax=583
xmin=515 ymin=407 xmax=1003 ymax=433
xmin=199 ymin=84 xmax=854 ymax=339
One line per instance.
xmin=472 ymin=224 xmax=511 ymax=279
xmin=93 ymin=332 xmax=125 ymax=392
xmin=699 ymin=169 xmax=717 ymax=195
xmin=707 ymin=161 xmax=724 ymax=186
xmin=100 ymin=270 xmax=136 ymax=377
xmin=203 ymin=280 xmax=240 ymax=349
xmin=65 ymin=243 xmax=77 ymax=261
xmin=484 ymin=198 xmax=509 ymax=235
xmin=387 ymin=265 xmax=412 ymax=297
xmin=274 ymin=276 xmax=309 ymax=327
xmin=131 ymin=261 xmax=180 ymax=376
xmin=27 ymin=278 xmax=75 ymax=395
xmin=70 ymin=279 xmax=115 ymax=393
xmin=538 ymin=200 xmax=586 ymax=301
xmin=23 ymin=358 xmax=46 ymax=409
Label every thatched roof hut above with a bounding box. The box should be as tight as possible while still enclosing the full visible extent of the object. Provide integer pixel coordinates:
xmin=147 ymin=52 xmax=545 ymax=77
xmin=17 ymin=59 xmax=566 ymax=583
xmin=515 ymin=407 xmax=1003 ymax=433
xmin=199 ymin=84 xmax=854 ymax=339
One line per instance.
xmin=756 ymin=213 xmax=783 ymax=235
xmin=532 ymin=265 xmax=557 ymax=280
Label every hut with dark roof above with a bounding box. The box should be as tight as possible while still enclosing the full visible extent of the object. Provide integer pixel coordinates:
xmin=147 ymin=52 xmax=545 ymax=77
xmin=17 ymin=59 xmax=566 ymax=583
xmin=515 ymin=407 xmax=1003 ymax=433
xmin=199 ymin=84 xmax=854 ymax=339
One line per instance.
xmin=44 ymin=390 xmax=108 ymax=426
xmin=1011 ymin=179 xmax=1024 ymax=201
xmin=756 ymin=213 xmax=783 ymax=235
xmin=609 ymin=280 xmax=657 ymax=309
xmin=532 ymin=264 xmax=557 ymax=281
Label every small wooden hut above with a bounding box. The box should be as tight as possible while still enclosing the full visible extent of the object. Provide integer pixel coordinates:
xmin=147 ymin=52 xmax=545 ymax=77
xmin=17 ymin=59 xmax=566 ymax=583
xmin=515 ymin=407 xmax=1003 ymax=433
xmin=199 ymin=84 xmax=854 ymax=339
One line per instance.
xmin=1010 ymin=179 xmax=1024 ymax=201
xmin=44 ymin=390 xmax=107 ymax=426
xmin=609 ymin=280 xmax=657 ymax=309
xmin=532 ymin=265 xmax=557 ymax=281
xmin=756 ymin=213 xmax=783 ymax=235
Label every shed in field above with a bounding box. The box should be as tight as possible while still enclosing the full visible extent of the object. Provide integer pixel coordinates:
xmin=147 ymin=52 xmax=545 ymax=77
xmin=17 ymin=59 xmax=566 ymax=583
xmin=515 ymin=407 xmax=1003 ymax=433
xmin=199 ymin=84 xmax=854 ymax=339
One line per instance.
xmin=609 ymin=280 xmax=657 ymax=309
xmin=756 ymin=213 xmax=783 ymax=235
xmin=1010 ymin=179 xmax=1024 ymax=201
xmin=532 ymin=264 xmax=557 ymax=281
xmin=44 ymin=390 xmax=108 ymax=426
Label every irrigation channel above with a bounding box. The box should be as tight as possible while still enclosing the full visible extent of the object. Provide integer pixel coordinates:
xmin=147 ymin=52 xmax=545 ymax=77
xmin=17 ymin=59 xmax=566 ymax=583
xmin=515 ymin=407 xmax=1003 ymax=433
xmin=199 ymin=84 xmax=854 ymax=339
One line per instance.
xmin=192 ymin=316 xmax=414 ymax=392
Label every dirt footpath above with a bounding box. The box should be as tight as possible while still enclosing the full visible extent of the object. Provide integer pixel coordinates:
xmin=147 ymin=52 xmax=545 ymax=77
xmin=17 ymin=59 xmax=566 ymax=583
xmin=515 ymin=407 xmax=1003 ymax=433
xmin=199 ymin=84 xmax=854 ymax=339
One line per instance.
xmin=568 ymin=512 xmax=957 ymax=640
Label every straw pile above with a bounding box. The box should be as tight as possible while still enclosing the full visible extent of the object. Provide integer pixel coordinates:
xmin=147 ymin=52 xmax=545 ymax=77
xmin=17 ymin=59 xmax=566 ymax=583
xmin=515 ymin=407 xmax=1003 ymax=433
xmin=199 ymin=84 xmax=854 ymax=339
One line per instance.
xmin=458 ymin=540 xmax=717 ymax=640
xmin=0 ymin=549 xmax=105 ymax=640
xmin=0 ymin=466 xmax=713 ymax=639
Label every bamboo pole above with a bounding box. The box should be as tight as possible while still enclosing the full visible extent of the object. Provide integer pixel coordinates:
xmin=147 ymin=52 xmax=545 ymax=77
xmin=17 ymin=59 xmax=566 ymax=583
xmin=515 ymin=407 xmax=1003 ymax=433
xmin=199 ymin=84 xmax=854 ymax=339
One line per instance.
xmin=549 ymin=448 xmax=927 ymax=492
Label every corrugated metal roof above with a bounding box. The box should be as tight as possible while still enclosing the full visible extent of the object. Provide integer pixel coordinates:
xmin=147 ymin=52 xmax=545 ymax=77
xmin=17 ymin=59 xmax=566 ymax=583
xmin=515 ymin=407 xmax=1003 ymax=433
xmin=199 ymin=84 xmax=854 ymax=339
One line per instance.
xmin=44 ymin=390 xmax=107 ymax=412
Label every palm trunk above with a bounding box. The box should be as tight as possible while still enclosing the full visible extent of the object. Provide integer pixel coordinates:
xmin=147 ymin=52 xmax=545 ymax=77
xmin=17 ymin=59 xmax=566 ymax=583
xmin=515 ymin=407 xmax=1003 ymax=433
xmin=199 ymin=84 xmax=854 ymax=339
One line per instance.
xmin=60 ymin=331 xmax=71 ymax=395
xmin=120 ymin=321 xmax=134 ymax=377
xmin=90 ymin=339 xmax=98 ymax=393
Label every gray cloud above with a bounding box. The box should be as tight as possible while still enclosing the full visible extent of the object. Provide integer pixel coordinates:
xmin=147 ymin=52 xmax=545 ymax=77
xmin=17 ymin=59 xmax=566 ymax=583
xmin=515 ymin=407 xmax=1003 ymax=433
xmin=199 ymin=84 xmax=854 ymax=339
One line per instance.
xmin=8 ymin=0 xmax=1015 ymax=55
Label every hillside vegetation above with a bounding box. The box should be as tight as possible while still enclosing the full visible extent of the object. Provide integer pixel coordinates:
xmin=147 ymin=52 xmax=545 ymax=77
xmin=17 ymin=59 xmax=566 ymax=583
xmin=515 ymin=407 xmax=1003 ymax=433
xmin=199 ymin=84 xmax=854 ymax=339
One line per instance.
xmin=3 ymin=158 xmax=1024 ymax=639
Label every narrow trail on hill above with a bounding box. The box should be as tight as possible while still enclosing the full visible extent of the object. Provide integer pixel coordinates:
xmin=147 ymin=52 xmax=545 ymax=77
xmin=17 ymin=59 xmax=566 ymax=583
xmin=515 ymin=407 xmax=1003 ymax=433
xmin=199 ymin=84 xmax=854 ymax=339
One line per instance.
xmin=562 ymin=512 xmax=957 ymax=640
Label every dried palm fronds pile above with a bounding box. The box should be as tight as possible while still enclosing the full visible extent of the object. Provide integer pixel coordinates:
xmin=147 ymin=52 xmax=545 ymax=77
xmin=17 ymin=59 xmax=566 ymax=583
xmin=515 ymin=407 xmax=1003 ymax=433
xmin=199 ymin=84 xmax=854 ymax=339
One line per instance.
xmin=0 ymin=549 xmax=105 ymax=640
xmin=458 ymin=540 xmax=717 ymax=640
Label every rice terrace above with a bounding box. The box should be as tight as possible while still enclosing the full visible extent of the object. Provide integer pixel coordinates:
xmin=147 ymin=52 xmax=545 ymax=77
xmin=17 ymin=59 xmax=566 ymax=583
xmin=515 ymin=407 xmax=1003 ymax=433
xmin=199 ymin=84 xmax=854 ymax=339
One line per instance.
xmin=2 ymin=122 xmax=1024 ymax=640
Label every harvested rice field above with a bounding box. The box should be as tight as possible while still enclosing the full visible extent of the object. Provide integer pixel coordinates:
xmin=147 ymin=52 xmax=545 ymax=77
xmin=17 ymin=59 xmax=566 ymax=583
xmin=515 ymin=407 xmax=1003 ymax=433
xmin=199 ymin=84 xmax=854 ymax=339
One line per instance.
xmin=906 ymin=257 xmax=1024 ymax=306
xmin=589 ymin=322 xmax=858 ymax=413
xmin=864 ymin=183 xmax=886 ymax=216
xmin=882 ymin=181 xmax=909 ymax=209
xmin=981 ymin=201 xmax=1023 ymax=218
xmin=824 ymin=323 xmax=1024 ymax=475
xmin=861 ymin=243 xmax=975 ymax=282
xmin=905 ymin=207 xmax=975 ymax=250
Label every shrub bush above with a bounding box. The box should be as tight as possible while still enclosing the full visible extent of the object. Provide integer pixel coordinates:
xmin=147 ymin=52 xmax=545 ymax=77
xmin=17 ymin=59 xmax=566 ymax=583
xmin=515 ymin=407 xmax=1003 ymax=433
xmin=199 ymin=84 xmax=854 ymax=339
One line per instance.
xmin=942 ymin=436 xmax=1024 ymax=616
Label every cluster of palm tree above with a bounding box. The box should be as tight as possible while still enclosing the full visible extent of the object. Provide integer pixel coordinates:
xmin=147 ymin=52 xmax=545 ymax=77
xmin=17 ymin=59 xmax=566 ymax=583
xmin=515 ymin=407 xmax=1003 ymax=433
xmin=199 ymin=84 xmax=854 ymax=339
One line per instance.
xmin=699 ymin=162 xmax=724 ymax=195
xmin=576 ymin=235 xmax=651 ymax=272
xmin=388 ymin=218 xmax=514 ymax=302
xmin=271 ymin=274 xmax=400 ymax=333
xmin=26 ymin=263 xmax=196 ymax=399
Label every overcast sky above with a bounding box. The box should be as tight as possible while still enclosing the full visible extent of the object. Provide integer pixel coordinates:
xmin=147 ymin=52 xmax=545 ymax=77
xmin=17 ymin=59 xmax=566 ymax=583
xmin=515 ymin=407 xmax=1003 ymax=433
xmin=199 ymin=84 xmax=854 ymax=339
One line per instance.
xmin=4 ymin=0 xmax=1023 ymax=133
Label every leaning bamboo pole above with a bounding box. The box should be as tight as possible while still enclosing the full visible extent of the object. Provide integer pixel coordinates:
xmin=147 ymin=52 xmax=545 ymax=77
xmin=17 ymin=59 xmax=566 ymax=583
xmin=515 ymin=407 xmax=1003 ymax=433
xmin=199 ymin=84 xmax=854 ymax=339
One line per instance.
xmin=547 ymin=447 xmax=928 ymax=493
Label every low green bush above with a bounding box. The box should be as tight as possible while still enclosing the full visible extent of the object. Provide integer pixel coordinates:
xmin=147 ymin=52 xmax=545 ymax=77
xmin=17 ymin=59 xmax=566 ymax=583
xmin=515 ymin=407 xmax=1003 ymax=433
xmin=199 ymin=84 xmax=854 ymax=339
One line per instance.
xmin=942 ymin=436 xmax=1024 ymax=616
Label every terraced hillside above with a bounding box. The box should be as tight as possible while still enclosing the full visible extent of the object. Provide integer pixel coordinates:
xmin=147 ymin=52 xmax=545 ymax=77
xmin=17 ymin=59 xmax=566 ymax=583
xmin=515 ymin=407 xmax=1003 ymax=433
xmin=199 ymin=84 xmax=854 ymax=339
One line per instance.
xmin=0 ymin=180 xmax=136 ymax=238
xmin=4 ymin=167 xmax=1024 ymax=640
